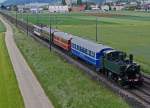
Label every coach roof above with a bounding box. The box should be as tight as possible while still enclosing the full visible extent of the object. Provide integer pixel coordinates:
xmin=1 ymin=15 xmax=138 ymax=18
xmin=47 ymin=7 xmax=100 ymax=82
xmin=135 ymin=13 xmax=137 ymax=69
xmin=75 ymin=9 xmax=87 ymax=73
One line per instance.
xmin=71 ymin=36 xmax=112 ymax=52
xmin=54 ymin=32 xmax=73 ymax=40
xmin=42 ymin=27 xmax=58 ymax=34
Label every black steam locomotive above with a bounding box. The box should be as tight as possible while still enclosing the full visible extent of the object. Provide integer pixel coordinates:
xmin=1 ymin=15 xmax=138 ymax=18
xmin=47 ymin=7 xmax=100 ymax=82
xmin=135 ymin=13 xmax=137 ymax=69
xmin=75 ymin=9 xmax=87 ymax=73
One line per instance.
xmin=103 ymin=50 xmax=143 ymax=86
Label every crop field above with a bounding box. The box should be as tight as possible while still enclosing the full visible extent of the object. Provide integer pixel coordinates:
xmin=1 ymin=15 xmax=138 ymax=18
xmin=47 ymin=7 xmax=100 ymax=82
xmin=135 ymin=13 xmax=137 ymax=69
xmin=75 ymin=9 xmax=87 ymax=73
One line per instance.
xmin=8 ymin=10 xmax=150 ymax=74
xmin=13 ymin=26 xmax=130 ymax=108
xmin=0 ymin=22 xmax=24 ymax=108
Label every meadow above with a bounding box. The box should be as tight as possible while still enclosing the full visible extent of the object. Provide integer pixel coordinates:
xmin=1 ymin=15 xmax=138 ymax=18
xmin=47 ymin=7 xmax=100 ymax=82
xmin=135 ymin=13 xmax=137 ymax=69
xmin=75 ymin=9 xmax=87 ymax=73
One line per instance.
xmin=0 ymin=21 xmax=5 ymax=32
xmin=0 ymin=22 xmax=24 ymax=108
xmin=13 ymin=25 xmax=130 ymax=108
xmin=9 ymin=11 xmax=150 ymax=74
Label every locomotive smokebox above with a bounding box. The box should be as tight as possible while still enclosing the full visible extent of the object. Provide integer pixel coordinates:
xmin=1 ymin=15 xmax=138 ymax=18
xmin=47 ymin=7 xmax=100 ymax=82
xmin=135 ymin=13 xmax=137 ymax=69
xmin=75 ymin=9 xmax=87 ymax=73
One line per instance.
xmin=129 ymin=54 xmax=133 ymax=63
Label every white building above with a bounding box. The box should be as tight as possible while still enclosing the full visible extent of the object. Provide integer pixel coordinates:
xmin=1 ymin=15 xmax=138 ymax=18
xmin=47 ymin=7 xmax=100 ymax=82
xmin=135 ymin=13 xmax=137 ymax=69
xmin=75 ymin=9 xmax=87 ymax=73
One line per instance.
xmin=49 ymin=5 xmax=69 ymax=13
xmin=17 ymin=5 xmax=24 ymax=12
xmin=111 ymin=5 xmax=124 ymax=11
xmin=30 ymin=7 xmax=43 ymax=13
xmin=30 ymin=8 xmax=38 ymax=13
xmin=91 ymin=5 xmax=100 ymax=10
xmin=101 ymin=5 xmax=109 ymax=11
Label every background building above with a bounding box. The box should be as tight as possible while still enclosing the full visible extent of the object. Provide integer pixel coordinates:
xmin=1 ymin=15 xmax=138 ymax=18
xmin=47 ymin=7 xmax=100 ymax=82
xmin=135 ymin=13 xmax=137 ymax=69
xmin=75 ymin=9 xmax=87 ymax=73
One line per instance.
xmin=49 ymin=5 xmax=69 ymax=12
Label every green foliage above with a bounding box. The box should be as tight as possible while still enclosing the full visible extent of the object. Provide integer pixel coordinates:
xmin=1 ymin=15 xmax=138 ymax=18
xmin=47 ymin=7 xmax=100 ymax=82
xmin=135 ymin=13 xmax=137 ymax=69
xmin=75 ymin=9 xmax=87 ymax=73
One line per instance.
xmin=13 ymin=26 xmax=130 ymax=108
xmin=0 ymin=21 xmax=6 ymax=32
xmin=77 ymin=0 xmax=82 ymax=5
xmin=0 ymin=32 xmax=24 ymax=108
xmin=62 ymin=0 xmax=66 ymax=5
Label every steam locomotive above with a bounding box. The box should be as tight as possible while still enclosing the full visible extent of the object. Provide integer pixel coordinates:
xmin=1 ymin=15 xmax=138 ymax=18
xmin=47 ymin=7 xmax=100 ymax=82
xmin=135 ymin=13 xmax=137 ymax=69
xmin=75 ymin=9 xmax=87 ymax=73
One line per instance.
xmin=33 ymin=25 xmax=143 ymax=86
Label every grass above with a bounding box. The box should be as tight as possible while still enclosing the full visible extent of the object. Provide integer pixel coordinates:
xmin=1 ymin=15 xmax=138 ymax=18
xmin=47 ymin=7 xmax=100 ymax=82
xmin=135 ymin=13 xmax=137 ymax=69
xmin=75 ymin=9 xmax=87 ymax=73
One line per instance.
xmin=8 ymin=11 xmax=150 ymax=74
xmin=0 ymin=21 xmax=6 ymax=32
xmin=13 ymin=25 xmax=130 ymax=108
xmin=0 ymin=22 xmax=24 ymax=108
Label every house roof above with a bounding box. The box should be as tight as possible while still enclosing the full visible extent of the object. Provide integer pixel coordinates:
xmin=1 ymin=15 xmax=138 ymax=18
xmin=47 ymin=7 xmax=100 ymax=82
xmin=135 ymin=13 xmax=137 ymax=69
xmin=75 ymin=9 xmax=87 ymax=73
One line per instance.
xmin=54 ymin=32 xmax=73 ymax=40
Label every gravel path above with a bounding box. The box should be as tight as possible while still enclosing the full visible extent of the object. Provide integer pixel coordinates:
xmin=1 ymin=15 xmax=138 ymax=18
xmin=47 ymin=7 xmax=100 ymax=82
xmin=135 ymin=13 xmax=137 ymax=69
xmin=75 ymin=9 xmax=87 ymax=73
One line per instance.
xmin=0 ymin=16 xmax=54 ymax=108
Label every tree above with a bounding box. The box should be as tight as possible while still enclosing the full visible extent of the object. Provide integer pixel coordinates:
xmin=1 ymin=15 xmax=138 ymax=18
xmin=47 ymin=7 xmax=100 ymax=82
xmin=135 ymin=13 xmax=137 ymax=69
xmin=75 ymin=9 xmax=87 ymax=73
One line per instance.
xmin=62 ymin=0 xmax=67 ymax=5
xmin=0 ymin=5 xmax=7 ymax=10
xmin=77 ymin=0 xmax=82 ymax=5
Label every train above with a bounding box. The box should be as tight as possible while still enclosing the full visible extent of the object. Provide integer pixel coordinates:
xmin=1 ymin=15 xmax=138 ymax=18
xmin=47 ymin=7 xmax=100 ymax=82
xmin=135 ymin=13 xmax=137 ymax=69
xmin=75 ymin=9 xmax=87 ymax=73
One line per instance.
xmin=33 ymin=25 xmax=143 ymax=86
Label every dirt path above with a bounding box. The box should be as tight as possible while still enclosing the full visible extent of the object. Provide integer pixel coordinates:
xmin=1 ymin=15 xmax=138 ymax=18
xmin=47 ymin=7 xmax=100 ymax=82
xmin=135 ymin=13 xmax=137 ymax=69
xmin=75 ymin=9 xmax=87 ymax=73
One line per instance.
xmin=0 ymin=16 xmax=54 ymax=108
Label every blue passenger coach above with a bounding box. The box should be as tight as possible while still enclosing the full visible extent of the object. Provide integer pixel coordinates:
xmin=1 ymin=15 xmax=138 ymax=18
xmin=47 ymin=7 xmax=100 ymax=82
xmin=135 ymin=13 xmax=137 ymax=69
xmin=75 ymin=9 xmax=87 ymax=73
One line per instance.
xmin=71 ymin=37 xmax=113 ymax=71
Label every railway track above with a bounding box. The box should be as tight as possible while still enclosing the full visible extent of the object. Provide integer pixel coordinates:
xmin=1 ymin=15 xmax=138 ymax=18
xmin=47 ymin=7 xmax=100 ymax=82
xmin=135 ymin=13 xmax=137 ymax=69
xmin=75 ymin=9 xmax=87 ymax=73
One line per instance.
xmin=129 ymin=75 xmax=150 ymax=107
xmin=1 ymin=11 xmax=150 ymax=108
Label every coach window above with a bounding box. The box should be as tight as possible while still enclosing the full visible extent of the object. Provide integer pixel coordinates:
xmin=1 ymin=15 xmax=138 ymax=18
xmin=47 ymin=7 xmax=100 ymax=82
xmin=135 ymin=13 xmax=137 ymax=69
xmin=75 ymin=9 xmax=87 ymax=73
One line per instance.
xmin=79 ymin=46 xmax=82 ymax=51
xmin=72 ymin=43 xmax=74 ymax=48
xmin=84 ymin=48 xmax=87 ymax=54
xmin=81 ymin=47 xmax=84 ymax=52
xmin=73 ymin=44 xmax=75 ymax=48
xmin=82 ymin=47 xmax=84 ymax=52
xmin=77 ymin=45 xmax=79 ymax=50
xmin=81 ymin=47 xmax=83 ymax=52
xmin=80 ymin=46 xmax=82 ymax=52
xmin=83 ymin=48 xmax=85 ymax=53
xmin=74 ymin=44 xmax=76 ymax=48
xmin=74 ymin=44 xmax=76 ymax=49
xmin=89 ymin=50 xmax=91 ymax=56
xmin=89 ymin=51 xmax=92 ymax=56
xmin=87 ymin=50 xmax=90 ymax=55
xmin=91 ymin=52 xmax=95 ymax=57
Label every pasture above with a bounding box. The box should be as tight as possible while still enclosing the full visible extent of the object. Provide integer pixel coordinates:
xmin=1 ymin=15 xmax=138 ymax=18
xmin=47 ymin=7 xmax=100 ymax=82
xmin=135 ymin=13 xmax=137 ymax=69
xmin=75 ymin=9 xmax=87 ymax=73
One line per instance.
xmin=10 ymin=11 xmax=150 ymax=74
xmin=0 ymin=22 xmax=24 ymax=108
xmin=13 ymin=26 xmax=130 ymax=108
xmin=0 ymin=21 xmax=5 ymax=32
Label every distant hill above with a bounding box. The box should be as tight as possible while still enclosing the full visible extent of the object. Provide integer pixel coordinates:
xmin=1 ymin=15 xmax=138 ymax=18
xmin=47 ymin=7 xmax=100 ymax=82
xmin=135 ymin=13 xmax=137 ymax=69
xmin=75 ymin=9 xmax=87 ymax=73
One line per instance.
xmin=2 ymin=0 xmax=105 ymax=5
xmin=2 ymin=0 xmax=54 ymax=5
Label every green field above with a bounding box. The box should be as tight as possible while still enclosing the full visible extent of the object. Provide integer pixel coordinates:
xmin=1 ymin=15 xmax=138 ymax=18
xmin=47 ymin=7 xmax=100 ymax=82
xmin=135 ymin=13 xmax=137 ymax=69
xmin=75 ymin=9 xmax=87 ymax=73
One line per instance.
xmin=9 ymin=11 xmax=150 ymax=74
xmin=13 ymin=25 xmax=130 ymax=108
xmin=0 ymin=22 xmax=24 ymax=108
xmin=0 ymin=21 xmax=6 ymax=32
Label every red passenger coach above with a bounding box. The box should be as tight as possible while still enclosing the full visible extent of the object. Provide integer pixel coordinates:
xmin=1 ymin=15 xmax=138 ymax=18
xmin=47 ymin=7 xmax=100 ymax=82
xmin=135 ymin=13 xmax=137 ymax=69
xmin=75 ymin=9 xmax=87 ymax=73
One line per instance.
xmin=53 ymin=32 xmax=73 ymax=51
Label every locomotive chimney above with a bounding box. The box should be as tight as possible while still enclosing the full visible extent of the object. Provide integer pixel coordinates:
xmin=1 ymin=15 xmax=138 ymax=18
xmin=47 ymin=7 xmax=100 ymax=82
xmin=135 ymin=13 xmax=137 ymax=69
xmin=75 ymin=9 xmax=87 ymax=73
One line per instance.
xmin=129 ymin=54 xmax=133 ymax=63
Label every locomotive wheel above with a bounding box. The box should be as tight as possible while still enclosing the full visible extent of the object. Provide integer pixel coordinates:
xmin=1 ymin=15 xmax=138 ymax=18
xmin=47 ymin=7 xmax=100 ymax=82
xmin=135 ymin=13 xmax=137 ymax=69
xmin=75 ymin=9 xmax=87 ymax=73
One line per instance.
xmin=118 ymin=79 xmax=125 ymax=86
xmin=118 ymin=76 xmax=128 ymax=87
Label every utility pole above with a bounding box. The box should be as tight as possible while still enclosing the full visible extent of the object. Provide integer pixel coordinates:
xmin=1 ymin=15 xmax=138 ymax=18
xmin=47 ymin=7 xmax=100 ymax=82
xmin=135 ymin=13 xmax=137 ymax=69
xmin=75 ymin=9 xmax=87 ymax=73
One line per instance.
xmin=49 ymin=4 xmax=52 ymax=51
xmin=26 ymin=0 xmax=30 ymax=36
xmin=55 ymin=13 xmax=57 ymax=29
xmin=96 ymin=17 xmax=98 ymax=42
xmin=16 ymin=6 xmax=18 ymax=27
xmin=36 ymin=12 xmax=39 ymax=25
